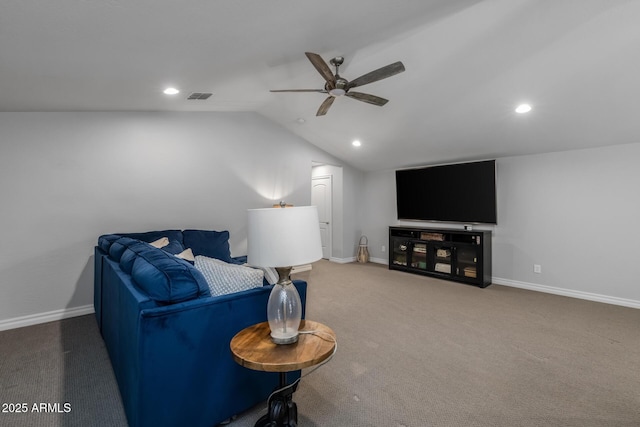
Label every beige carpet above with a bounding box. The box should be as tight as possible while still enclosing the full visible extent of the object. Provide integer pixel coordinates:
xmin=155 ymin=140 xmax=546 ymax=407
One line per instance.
xmin=232 ymin=260 xmax=640 ymax=427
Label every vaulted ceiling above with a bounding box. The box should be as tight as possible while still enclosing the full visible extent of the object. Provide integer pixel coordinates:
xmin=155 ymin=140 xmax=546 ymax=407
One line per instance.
xmin=2 ymin=1 xmax=639 ymax=171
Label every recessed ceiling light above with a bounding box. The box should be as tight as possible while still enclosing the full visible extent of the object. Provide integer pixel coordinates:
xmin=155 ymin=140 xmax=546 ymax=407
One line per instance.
xmin=352 ymin=140 xmax=361 ymax=147
xmin=515 ymin=104 xmax=532 ymax=114
xmin=163 ymin=87 xmax=180 ymax=95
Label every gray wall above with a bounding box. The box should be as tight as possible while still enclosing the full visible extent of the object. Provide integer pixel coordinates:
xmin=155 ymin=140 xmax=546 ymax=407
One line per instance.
xmin=360 ymin=143 xmax=640 ymax=307
xmin=0 ymin=112 xmax=359 ymax=328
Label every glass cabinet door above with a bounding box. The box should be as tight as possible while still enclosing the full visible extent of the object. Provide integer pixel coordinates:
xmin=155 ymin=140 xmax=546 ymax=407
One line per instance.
xmin=431 ymin=243 xmax=453 ymax=275
xmin=410 ymin=242 xmax=427 ymax=270
xmin=455 ymin=245 xmax=479 ymax=280
xmin=391 ymin=239 xmax=410 ymax=266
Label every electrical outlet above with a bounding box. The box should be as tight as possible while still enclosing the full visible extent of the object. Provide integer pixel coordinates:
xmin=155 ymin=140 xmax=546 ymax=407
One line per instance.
xmin=534 ymin=264 xmax=542 ymax=274
xmin=381 ymin=245 xmax=386 ymax=252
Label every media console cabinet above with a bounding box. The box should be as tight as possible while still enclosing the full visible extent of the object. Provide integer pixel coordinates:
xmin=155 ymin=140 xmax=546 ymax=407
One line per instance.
xmin=389 ymin=226 xmax=492 ymax=288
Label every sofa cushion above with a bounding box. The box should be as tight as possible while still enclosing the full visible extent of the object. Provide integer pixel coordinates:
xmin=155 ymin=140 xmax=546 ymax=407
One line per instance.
xmin=120 ymin=230 xmax=185 ymax=255
xmin=194 ymin=255 xmax=264 ymax=297
xmin=120 ymin=241 xmax=156 ymax=274
xmin=108 ymin=237 xmax=139 ymax=262
xmin=132 ymin=250 xmax=210 ymax=304
xmin=160 ymin=239 xmax=185 ymax=255
xmin=120 ymin=229 xmax=184 ymax=246
xmin=98 ymin=234 xmax=122 ymax=253
xmin=183 ymin=230 xmax=233 ymax=262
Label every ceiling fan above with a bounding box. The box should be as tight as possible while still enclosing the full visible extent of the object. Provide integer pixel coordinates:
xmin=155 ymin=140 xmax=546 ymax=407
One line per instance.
xmin=270 ymin=52 xmax=405 ymax=116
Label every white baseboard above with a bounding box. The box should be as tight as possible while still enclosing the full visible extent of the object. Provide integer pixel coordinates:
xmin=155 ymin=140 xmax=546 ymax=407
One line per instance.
xmin=0 ymin=304 xmax=95 ymax=332
xmin=291 ymin=264 xmax=312 ymax=274
xmin=329 ymin=257 xmax=388 ymax=265
xmin=492 ymin=277 xmax=640 ymax=309
xmin=330 ymin=256 xmax=355 ymax=264
xmin=363 ymin=259 xmax=639 ymax=309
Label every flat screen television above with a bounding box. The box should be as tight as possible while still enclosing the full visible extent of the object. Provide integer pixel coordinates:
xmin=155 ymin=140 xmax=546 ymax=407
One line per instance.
xmin=395 ymin=160 xmax=497 ymax=224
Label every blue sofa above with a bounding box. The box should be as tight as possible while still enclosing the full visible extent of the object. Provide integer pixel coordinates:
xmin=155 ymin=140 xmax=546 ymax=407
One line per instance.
xmin=94 ymin=229 xmax=307 ymax=427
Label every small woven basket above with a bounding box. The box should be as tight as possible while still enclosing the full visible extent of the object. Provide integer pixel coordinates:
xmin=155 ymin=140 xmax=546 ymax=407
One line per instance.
xmin=356 ymin=236 xmax=369 ymax=263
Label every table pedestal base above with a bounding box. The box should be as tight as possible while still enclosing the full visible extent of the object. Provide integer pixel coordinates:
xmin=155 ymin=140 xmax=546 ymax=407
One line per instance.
xmin=255 ymin=373 xmax=299 ymax=427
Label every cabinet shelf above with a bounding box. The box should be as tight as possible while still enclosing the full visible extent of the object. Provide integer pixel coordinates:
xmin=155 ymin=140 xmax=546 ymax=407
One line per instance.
xmin=389 ymin=226 xmax=492 ymax=288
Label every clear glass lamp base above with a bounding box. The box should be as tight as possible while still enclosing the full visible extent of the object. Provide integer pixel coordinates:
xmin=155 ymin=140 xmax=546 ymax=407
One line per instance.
xmin=267 ymin=267 xmax=301 ymax=345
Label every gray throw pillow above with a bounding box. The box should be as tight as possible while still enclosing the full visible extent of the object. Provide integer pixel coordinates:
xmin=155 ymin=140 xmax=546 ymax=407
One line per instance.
xmin=194 ymin=255 xmax=264 ymax=297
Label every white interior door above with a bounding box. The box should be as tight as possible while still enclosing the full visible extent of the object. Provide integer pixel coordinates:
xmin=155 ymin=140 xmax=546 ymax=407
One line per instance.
xmin=312 ymin=176 xmax=332 ymax=260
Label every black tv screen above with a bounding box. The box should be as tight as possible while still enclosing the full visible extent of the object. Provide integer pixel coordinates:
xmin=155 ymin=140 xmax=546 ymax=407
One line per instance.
xmin=395 ymin=160 xmax=497 ymax=224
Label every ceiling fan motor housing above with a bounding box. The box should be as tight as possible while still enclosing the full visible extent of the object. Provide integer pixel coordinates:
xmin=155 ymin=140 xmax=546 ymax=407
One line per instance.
xmin=327 ymin=77 xmax=348 ymax=96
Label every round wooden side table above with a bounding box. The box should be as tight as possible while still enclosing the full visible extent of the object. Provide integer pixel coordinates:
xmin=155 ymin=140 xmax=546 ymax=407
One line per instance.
xmin=230 ymin=320 xmax=336 ymax=427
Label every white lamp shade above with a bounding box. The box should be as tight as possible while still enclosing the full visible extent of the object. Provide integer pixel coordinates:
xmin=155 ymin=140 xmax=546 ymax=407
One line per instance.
xmin=247 ymin=206 xmax=323 ymax=267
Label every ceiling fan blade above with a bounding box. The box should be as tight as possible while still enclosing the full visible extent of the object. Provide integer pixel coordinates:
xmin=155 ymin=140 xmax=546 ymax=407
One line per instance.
xmin=345 ymin=91 xmax=389 ymax=106
xmin=305 ymin=52 xmax=336 ymax=90
xmin=270 ymin=89 xmax=327 ymax=93
xmin=347 ymin=61 xmax=405 ymax=89
xmin=316 ymin=96 xmax=335 ymax=116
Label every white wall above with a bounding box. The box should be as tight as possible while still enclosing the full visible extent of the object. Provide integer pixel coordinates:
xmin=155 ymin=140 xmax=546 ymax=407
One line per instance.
xmin=343 ymin=165 xmax=365 ymax=260
xmin=493 ymin=144 xmax=640 ymax=305
xmin=359 ymin=143 xmax=640 ymax=307
xmin=359 ymin=167 xmax=398 ymax=264
xmin=0 ymin=111 xmax=356 ymax=329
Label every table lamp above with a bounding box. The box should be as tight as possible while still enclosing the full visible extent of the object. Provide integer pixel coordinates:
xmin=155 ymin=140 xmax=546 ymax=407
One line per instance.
xmin=247 ymin=206 xmax=323 ymax=344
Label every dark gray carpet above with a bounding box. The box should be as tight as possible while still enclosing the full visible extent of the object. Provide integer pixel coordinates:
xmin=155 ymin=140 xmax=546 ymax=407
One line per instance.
xmin=0 ymin=311 xmax=127 ymax=427
xmin=2 ymin=260 xmax=639 ymax=426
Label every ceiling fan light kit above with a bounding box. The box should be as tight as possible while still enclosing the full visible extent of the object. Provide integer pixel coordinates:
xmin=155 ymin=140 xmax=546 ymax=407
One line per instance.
xmin=271 ymin=52 xmax=405 ymax=116
xmin=515 ymin=104 xmax=532 ymax=113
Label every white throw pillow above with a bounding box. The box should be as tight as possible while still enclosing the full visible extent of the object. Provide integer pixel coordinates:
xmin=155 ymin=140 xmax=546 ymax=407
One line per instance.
xmin=194 ymin=256 xmax=264 ymax=297
xmin=175 ymin=248 xmax=195 ymax=262
xmin=149 ymin=237 xmax=170 ymax=249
